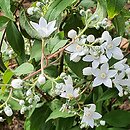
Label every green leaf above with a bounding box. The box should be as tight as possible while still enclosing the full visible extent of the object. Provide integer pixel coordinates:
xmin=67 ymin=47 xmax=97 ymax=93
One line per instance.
xmin=47 ymin=32 xmax=68 ymax=54
xmin=6 ymin=21 xmax=25 ymax=63
xmin=113 ymin=13 xmax=125 ymax=36
xmin=30 ymin=40 xmax=42 ymax=61
xmin=3 ymin=69 xmax=14 ymax=84
xmin=45 ymin=0 xmax=75 ymax=21
xmin=19 ymin=10 xmax=41 ymax=39
xmin=0 ymin=0 xmax=14 ymax=21
xmin=14 ymin=63 xmax=34 ymax=76
xmin=46 ymin=109 xmax=75 ymax=122
xmin=106 ymin=0 xmax=126 ymax=19
xmin=24 ymin=119 xmax=31 ymax=130
xmin=65 ymin=54 xmax=88 ymax=78
xmin=30 ymin=105 xmax=55 ymax=130
xmin=108 ymin=128 xmax=127 ymax=130
xmin=103 ymin=110 xmax=130 ymax=127
xmin=80 ymin=0 xmax=95 ymax=9
xmin=0 ymin=16 xmax=9 ymax=29
xmin=97 ymin=88 xmax=118 ymax=102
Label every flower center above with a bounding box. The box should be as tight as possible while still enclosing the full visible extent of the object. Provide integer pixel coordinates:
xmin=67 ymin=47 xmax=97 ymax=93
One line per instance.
xmin=107 ymin=43 xmax=113 ymax=49
xmin=76 ymin=45 xmax=82 ymax=51
xmin=67 ymin=93 xmax=73 ymax=99
xmin=86 ymin=111 xmax=92 ymax=117
xmin=100 ymin=73 xmax=107 ymax=79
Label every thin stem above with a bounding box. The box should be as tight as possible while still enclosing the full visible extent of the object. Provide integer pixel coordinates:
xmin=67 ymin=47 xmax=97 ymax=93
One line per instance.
xmin=0 ymin=84 xmax=10 ymax=86
xmin=0 ymin=88 xmax=13 ymax=108
xmin=41 ymin=39 xmax=45 ymax=75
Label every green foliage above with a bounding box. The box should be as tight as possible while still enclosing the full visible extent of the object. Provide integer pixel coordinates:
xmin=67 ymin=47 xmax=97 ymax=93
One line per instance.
xmin=14 ymin=63 xmax=34 ymax=76
xmin=45 ymin=0 xmax=76 ymax=21
xmin=6 ymin=21 xmax=25 ymax=63
xmin=0 ymin=0 xmax=14 ymax=21
xmin=0 ymin=16 xmax=9 ymax=30
xmin=106 ymin=0 xmax=126 ymax=19
xmin=103 ymin=110 xmax=130 ymax=127
xmin=46 ymin=109 xmax=74 ymax=122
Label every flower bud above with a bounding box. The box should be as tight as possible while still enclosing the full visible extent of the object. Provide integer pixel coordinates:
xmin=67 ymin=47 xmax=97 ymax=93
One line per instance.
xmin=100 ymin=120 xmax=106 ymax=126
xmin=11 ymin=79 xmax=23 ymax=89
xmin=20 ymin=106 xmax=27 ymax=114
xmin=68 ymin=29 xmax=77 ymax=39
xmin=28 ymin=98 xmax=33 ymax=104
xmin=26 ymin=89 xmax=32 ymax=96
xmin=34 ymin=95 xmax=40 ymax=102
xmin=87 ymin=35 xmax=95 ymax=43
xmin=4 ymin=106 xmax=13 ymax=117
xmin=0 ymin=117 xmax=5 ymax=122
xmin=19 ymin=100 xmax=25 ymax=106
xmin=36 ymin=2 xmax=42 ymax=7
xmin=27 ymin=7 xmax=34 ymax=15
xmin=124 ymin=91 xmax=128 ymax=95
xmin=37 ymin=74 xmax=46 ymax=85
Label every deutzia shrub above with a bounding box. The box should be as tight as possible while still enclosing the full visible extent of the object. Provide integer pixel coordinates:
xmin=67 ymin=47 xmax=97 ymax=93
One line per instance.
xmin=0 ymin=0 xmax=130 ymax=129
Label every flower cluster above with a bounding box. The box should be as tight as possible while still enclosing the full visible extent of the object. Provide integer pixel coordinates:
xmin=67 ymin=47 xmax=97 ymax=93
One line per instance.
xmin=66 ymin=30 xmax=130 ymax=96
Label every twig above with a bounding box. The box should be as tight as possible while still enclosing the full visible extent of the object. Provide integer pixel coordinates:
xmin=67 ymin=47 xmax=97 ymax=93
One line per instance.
xmin=0 ymin=30 xmax=6 ymax=51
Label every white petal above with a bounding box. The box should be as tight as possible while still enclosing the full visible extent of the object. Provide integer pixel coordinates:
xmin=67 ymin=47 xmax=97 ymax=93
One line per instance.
xmin=113 ymin=47 xmax=124 ymax=60
xmin=73 ymin=88 xmax=80 ymax=98
xmin=89 ymin=104 xmax=96 ymax=111
xmin=93 ymin=112 xmax=102 ymax=119
xmin=83 ymin=67 xmax=92 ymax=75
xmin=100 ymin=55 xmax=108 ymax=63
xmin=88 ymin=119 xmax=94 ymax=128
xmin=39 ymin=17 xmax=47 ymax=28
xmin=101 ymin=63 xmax=109 ymax=73
xmin=112 ymin=37 xmax=122 ymax=46
xmin=103 ymin=78 xmax=112 ymax=88
xmin=30 ymin=21 xmax=40 ymax=31
xmin=82 ymin=55 xmax=94 ymax=62
xmin=93 ymin=77 xmax=102 ymax=87
xmin=115 ymin=84 xmax=123 ymax=94
xmin=66 ymin=44 xmax=77 ymax=52
xmin=114 ymin=63 xmax=124 ymax=70
xmin=92 ymin=68 xmax=100 ymax=76
xmin=101 ymin=31 xmax=112 ymax=42
xmin=47 ymin=20 xmax=56 ymax=30
xmin=70 ymin=53 xmax=78 ymax=61
xmin=108 ymin=70 xmax=117 ymax=78
xmin=92 ymin=60 xmax=99 ymax=68
xmin=106 ymin=51 xmax=112 ymax=59
xmin=46 ymin=27 xmax=57 ymax=37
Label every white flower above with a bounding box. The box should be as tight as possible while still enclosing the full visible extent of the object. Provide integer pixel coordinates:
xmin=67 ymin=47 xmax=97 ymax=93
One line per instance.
xmin=66 ymin=39 xmax=87 ymax=62
xmin=37 ymin=74 xmax=46 ymax=85
xmin=87 ymin=35 xmax=95 ymax=43
xmin=113 ymin=72 xmax=127 ymax=96
xmin=83 ymin=67 xmax=92 ymax=76
xmin=27 ymin=7 xmax=34 ymax=15
xmin=20 ymin=106 xmax=27 ymax=114
xmin=68 ymin=29 xmax=77 ymax=39
xmin=4 ymin=106 xmax=13 ymax=117
xmin=36 ymin=2 xmax=42 ymax=7
xmin=0 ymin=117 xmax=5 ymax=122
xmin=83 ymin=50 xmax=108 ymax=68
xmin=114 ymin=58 xmax=129 ymax=71
xmin=34 ymin=95 xmax=40 ymax=102
xmin=30 ymin=17 xmax=57 ymax=38
xmin=60 ymin=75 xmax=80 ymax=99
xmin=101 ymin=31 xmax=123 ymax=60
xmin=26 ymin=89 xmax=32 ymax=96
xmin=92 ymin=63 xmax=117 ymax=88
xmin=81 ymin=104 xmax=102 ymax=128
xmin=19 ymin=100 xmax=25 ymax=106
xmin=126 ymin=68 xmax=130 ymax=78
xmin=11 ymin=79 xmax=23 ymax=89
xmin=100 ymin=120 xmax=106 ymax=126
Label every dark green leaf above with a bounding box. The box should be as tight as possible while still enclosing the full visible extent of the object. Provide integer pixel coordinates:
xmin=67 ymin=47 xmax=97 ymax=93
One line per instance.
xmin=6 ymin=21 xmax=25 ymax=63
xmin=65 ymin=54 xmax=88 ymax=78
xmin=0 ymin=16 xmax=9 ymax=29
xmin=103 ymin=110 xmax=130 ymax=127
xmin=30 ymin=105 xmax=55 ymax=130
xmin=106 ymin=0 xmax=126 ymax=19
xmin=97 ymin=88 xmax=118 ymax=102
xmin=45 ymin=0 xmax=75 ymax=21
xmin=19 ymin=10 xmax=41 ymax=39
xmin=46 ymin=109 xmax=74 ymax=122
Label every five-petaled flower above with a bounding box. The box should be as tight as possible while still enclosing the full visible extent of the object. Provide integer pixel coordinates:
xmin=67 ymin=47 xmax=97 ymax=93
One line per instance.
xmin=92 ymin=63 xmax=117 ymax=88
xmin=30 ymin=17 xmax=57 ymax=38
xmin=81 ymin=104 xmax=102 ymax=128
